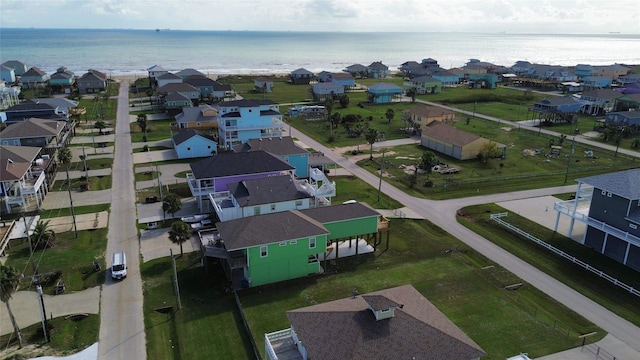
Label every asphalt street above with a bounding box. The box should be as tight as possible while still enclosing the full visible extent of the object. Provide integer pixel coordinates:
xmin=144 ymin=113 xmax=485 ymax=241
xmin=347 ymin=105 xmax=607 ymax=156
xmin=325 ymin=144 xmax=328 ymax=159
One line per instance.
xmin=97 ymin=81 xmax=146 ymax=360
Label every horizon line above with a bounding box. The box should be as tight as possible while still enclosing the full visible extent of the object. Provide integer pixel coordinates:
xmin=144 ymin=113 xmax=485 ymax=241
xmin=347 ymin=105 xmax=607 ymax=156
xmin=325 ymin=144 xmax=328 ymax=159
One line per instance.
xmin=1 ymin=27 xmax=638 ymax=36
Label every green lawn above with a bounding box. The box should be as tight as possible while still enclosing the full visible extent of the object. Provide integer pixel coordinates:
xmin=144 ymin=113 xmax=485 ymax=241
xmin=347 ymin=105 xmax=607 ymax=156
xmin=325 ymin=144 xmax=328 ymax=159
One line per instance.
xmin=52 ymin=174 xmax=112 ymax=192
xmin=0 ymin=314 xmax=100 ymax=357
xmin=130 ymin=119 xmax=177 ymax=142
xmin=5 ymin=228 xmax=108 ymax=293
xmin=458 ymin=203 xmax=640 ymax=328
xmin=347 ymin=117 xmax=638 ymax=199
xmin=141 ymin=217 xmax=603 ymax=360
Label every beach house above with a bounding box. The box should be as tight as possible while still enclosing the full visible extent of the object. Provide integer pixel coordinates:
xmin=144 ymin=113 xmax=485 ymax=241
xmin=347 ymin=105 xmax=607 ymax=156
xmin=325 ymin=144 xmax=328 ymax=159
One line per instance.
xmin=187 ymin=151 xmax=294 ymax=212
xmin=0 ymin=145 xmax=52 ymax=213
xmin=215 ymin=99 xmax=284 ymax=149
xmin=1 ymin=61 xmax=28 ymax=77
xmin=76 ymin=69 xmax=108 ymax=94
xmin=289 ymin=68 xmax=314 ymax=85
xmin=367 ymin=83 xmax=403 ymax=104
xmin=232 ymin=136 xmax=311 ymax=178
xmin=264 ymin=284 xmax=486 ymax=360
xmin=174 ymin=105 xmax=218 ymax=130
xmin=402 ymin=105 xmax=456 ymax=134
xmin=554 ymin=169 xmax=640 ymax=271
xmin=20 ymin=67 xmax=49 ymax=89
xmin=0 ymin=117 xmax=71 ymax=150
xmin=254 ymin=77 xmax=273 ymax=93
xmin=403 ymin=75 xmax=442 ymax=94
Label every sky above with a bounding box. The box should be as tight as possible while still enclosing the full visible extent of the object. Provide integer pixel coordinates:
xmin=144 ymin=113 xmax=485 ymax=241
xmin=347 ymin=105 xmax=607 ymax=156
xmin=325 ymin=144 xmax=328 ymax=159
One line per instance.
xmin=1 ymin=0 xmax=638 ymax=34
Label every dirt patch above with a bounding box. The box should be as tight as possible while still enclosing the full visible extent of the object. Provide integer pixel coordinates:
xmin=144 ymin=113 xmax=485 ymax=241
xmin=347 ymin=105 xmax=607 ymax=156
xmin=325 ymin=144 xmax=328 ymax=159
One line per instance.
xmin=501 ymin=127 xmax=513 ymax=132
xmin=522 ymin=148 xmax=538 ymax=156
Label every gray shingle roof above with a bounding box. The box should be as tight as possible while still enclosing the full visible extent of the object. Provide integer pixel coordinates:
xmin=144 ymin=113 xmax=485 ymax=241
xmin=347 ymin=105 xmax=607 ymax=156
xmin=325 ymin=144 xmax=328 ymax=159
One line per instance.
xmin=227 ymin=175 xmax=311 ymax=206
xmin=285 ymin=285 xmax=486 ymax=360
xmin=216 ymin=210 xmax=328 ymax=250
xmin=172 ymin=129 xmax=216 ymax=146
xmin=299 ymin=202 xmax=379 ymax=223
xmin=190 ymin=151 xmax=294 ymax=179
xmin=577 ymin=169 xmax=640 ymax=199
xmin=232 ymin=136 xmax=307 ymax=156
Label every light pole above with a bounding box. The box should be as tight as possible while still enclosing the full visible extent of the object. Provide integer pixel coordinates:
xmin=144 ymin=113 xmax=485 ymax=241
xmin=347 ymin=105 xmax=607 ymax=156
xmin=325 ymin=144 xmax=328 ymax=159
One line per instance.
xmin=564 ymin=136 xmax=576 ymax=184
xmin=36 ymin=285 xmax=48 ymax=343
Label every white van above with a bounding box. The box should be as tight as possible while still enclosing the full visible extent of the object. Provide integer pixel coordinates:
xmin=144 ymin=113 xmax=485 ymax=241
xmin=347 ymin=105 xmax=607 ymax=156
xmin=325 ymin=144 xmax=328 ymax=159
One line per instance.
xmin=111 ymin=251 xmax=127 ymax=280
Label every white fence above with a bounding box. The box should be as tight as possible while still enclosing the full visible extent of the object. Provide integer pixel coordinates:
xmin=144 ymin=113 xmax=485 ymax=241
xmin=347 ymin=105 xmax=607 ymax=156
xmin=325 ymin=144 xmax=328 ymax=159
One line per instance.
xmin=490 ymin=212 xmax=640 ymax=298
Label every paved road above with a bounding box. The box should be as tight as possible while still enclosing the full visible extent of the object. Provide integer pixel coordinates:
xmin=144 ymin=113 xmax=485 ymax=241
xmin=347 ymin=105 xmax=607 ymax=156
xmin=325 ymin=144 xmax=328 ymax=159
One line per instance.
xmin=289 ymin=125 xmax=640 ymax=356
xmin=97 ymin=81 xmax=146 ymax=360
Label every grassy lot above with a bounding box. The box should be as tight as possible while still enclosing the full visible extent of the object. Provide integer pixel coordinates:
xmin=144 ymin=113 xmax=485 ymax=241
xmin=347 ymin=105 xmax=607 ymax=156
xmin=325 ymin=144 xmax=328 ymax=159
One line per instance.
xmin=142 ymin=253 xmax=254 ymax=360
xmin=4 ymin=228 xmax=108 ymax=294
xmin=0 ymin=314 xmax=100 ymax=358
xmin=39 ymin=204 xmax=110 ymax=218
xmin=349 ymin=117 xmax=638 ymax=199
xmin=140 ymin=217 xmax=603 ymax=360
xmin=457 ymin=203 xmax=640 ymax=328
xmin=52 ymin=174 xmax=112 ymax=192
xmin=130 ymin=119 xmax=177 ymax=142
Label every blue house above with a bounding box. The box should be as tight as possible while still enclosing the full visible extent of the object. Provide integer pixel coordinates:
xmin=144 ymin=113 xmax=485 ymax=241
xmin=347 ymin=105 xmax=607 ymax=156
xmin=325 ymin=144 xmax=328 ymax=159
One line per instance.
xmin=21 ymin=67 xmax=49 ymax=89
xmin=431 ymin=70 xmax=460 ymax=88
xmin=216 ymin=99 xmax=284 ymax=150
xmin=311 ymin=82 xmax=344 ymax=102
xmin=0 ymin=65 xmax=16 ymax=83
xmin=1 ymin=61 xmax=28 ymax=77
xmin=172 ymin=129 xmax=218 ymax=159
xmin=532 ymin=96 xmax=583 ymax=120
xmin=367 ymin=83 xmax=403 ymax=104
xmin=555 ymin=169 xmax=640 ymax=271
xmin=49 ymin=67 xmax=75 ymax=93
xmin=582 ymin=75 xmax=613 ymax=89
xmin=233 ymin=136 xmax=310 ymax=178
xmin=605 ymin=110 xmax=640 ymax=127
xmin=330 ymin=72 xmax=355 ymax=89
xmin=468 ymin=74 xmax=499 ymax=89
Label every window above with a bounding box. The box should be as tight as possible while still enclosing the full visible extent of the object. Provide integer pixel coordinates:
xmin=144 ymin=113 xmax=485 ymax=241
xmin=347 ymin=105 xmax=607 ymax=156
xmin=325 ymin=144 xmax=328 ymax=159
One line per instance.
xmin=270 ymin=204 xmax=276 ymax=211
xmin=309 ymin=237 xmax=316 ymax=249
xmin=630 ymin=224 xmax=638 ymax=230
xmin=279 ymin=241 xmax=286 ymax=247
xmin=187 ymin=147 xmax=191 ymax=151
xmin=254 ymin=207 xmax=261 ymax=215
xmin=289 ymin=240 xmax=297 ymax=245
xmin=607 ymin=192 xmax=612 ymax=198
xmin=260 ymin=246 xmax=268 ymax=257
xmin=196 ymin=122 xmax=201 ymax=127
xmin=295 ymin=200 xmax=303 ymax=207
xmin=602 ymin=190 xmax=606 ymax=195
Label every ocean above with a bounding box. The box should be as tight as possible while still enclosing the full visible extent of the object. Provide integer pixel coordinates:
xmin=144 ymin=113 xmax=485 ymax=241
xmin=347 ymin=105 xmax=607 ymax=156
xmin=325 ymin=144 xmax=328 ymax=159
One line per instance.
xmin=1 ymin=28 xmax=639 ymax=77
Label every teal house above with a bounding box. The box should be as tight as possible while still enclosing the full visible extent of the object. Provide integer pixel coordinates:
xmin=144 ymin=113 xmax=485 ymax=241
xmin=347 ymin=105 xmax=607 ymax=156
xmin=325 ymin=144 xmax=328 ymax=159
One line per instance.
xmin=49 ymin=67 xmax=75 ymax=93
xmin=367 ymin=83 xmax=403 ymax=104
xmin=203 ymin=202 xmax=384 ymax=289
xmin=233 ymin=136 xmax=310 ymax=178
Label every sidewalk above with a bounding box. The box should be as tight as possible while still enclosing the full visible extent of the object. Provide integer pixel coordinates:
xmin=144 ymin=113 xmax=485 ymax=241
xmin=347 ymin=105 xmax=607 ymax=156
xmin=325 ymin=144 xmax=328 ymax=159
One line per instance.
xmin=0 ymin=287 xmax=101 ymax=336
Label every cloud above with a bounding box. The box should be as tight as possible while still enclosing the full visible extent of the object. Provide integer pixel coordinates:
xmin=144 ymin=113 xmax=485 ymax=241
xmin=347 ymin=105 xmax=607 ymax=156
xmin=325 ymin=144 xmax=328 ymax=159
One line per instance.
xmin=0 ymin=0 xmax=638 ymax=33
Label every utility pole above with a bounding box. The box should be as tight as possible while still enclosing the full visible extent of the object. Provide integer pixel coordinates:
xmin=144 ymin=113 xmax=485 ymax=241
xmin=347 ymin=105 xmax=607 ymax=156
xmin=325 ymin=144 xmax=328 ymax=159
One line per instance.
xmin=82 ymin=146 xmax=89 ymax=181
xmin=23 ymin=214 xmax=37 ymax=273
xmin=564 ymin=136 xmax=576 ymax=184
xmin=36 ymin=285 xmax=49 ymax=343
xmin=170 ymin=249 xmax=182 ymax=310
xmin=377 ymin=150 xmax=385 ymax=202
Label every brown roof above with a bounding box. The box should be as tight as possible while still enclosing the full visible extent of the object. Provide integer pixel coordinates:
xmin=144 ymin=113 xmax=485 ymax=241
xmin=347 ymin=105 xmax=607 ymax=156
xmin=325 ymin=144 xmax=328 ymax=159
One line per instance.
xmin=0 ymin=145 xmax=40 ymax=181
xmin=286 ymin=285 xmax=486 ymax=360
xmin=232 ymin=136 xmax=308 ymax=156
xmin=0 ymin=117 xmax=64 ymax=138
xmin=424 ymin=122 xmax=481 ymax=147
xmin=404 ymin=105 xmax=455 ymax=119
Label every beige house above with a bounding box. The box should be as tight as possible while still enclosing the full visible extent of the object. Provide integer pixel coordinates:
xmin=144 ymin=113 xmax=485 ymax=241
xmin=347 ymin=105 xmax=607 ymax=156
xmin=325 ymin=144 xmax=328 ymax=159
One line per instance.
xmin=421 ymin=122 xmax=503 ymax=160
xmin=402 ymin=105 xmax=456 ymax=133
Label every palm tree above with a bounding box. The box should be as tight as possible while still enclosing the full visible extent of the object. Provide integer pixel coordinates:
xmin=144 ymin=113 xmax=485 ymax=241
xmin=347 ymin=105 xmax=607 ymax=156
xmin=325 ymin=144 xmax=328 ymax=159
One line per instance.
xmin=385 ymin=108 xmax=395 ymax=123
xmin=324 ymin=97 xmax=335 ymax=137
xmin=0 ymin=264 xmax=23 ymax=348
xmin=32 ymin=220 xmax=56 ymax=249
xmin=364 ymin=128 xmax=379 ymax=160
xmin=168 ymin=220 xmax=192 ymax=256
xmin=137 ymin=114 xmax=148 ymax=140
xmin=162 ymin=193 xmax=182 ymax=221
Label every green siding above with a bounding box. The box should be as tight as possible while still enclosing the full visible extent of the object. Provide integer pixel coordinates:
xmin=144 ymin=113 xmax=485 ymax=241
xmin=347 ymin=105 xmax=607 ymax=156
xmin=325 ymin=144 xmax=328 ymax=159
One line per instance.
xmin=323 ymin=217 xmax=378 ymax=240
xmin=247 ymin=235 xmax=326 ymax=287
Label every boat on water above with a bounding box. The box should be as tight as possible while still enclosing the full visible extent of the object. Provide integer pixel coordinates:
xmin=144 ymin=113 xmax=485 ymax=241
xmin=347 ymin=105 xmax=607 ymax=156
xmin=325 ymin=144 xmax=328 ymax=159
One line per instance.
xmin=180 ymin=214 xmax=209 ymax=223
